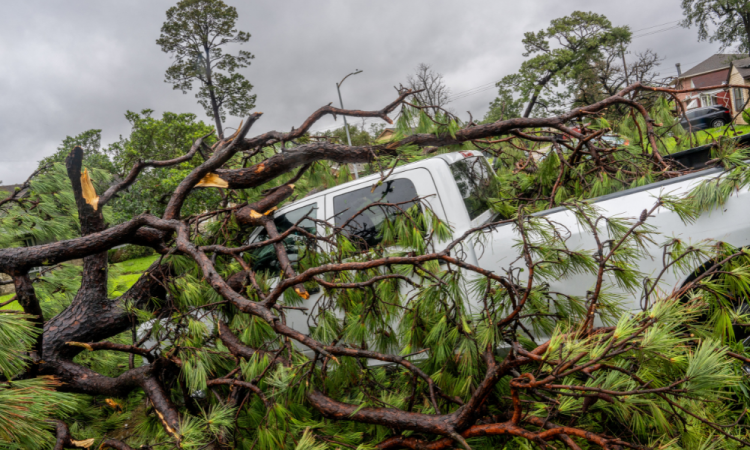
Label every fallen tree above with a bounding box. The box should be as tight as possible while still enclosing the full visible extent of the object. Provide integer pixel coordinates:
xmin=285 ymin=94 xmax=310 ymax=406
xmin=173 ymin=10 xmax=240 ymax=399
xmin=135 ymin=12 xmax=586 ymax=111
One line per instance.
xmin=1 ymin=82 xmax=750 ymax=449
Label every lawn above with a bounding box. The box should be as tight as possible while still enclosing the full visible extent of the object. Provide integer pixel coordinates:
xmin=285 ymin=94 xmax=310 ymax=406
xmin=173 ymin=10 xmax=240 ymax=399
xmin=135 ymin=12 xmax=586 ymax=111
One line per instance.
xmin=0 ymin=293 xmax=13 ymax=310
xmin=116 ymin=255 xmax=160 ymax=274
xmin=0 ymin=255 xmax=160 ymax=310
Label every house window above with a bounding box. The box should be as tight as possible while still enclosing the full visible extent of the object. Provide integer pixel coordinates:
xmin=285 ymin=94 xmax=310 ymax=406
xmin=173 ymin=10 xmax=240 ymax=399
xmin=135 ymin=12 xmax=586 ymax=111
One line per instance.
xmin=701 ymin=94 xmax=718 ymax=107
xmin=733 ymin=88 xmax=746 ymax=112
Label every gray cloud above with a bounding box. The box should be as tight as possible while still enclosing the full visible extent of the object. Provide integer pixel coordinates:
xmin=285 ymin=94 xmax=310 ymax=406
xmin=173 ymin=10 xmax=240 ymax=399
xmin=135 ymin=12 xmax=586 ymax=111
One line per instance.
xmin=0 ymin=0 xmax=719 ymax=184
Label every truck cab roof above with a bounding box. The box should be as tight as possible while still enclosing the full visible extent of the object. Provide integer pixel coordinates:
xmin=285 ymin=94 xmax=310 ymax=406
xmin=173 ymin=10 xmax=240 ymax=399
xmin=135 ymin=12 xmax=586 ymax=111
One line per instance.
xmin=275 ymin=150 xmax=487 ymax=215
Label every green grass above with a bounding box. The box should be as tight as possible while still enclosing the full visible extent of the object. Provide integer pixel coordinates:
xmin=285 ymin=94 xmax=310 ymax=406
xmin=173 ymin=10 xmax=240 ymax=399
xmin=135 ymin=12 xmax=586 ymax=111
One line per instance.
xmin=0 ymin=293 xmax=14 ymax=311
xmin=110 ymin=273 xmax=149 ymax=298
xmin=0 ymin=255 xmax=160 ymax=310
xmin=116 ymin=255 xmax=160 ymax=274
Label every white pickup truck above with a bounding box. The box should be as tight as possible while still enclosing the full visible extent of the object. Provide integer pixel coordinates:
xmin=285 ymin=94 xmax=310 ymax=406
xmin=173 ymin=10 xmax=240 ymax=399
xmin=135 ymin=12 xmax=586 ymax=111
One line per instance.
xmin=245 ymin=143 xmax=750 ymax=342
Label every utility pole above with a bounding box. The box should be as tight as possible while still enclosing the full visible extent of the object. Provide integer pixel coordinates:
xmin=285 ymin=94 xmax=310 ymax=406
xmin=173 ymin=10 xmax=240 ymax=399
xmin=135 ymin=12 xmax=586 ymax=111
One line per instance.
xmin=337 ymin=69 xmax=363 ymax=179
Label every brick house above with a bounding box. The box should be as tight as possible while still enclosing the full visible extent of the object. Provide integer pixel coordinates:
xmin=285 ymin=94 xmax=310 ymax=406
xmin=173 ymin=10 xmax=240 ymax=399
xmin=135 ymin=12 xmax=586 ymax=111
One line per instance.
xmin=674 ymin=54 xmax=745 ymax=114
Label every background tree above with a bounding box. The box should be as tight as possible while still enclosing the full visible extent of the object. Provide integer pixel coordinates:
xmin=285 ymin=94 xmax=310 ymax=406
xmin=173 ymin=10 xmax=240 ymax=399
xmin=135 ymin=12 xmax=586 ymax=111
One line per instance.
xmin=157 ymin=0 xmax=256 ymax=139
xmin=316 ymin=121 xmax=384 ymax=146
xmin=494 ymin=11 xmax=630 ymax=118
xmin=105 ymin=109 xmax=218 ymax=222
xmin=572 ymin=47 xmax=663 ymax=108
xmin=482 ymin=85 xmax=524 ymax=123
xmin=681 ymin=0 xmax=750 ymax=55
xmin=36 ymin=129 xmax=114 ymax=173
xmin=406 ymin=63 xmax=451 ymax=116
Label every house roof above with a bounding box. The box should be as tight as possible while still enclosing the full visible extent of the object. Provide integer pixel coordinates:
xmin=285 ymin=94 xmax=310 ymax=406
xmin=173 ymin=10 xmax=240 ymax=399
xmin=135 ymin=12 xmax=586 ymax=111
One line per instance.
xmin=376 ymin=128 xmax=395 ymax=141
xmin=730 ymin=56 xmax=750 ymax=79
xmin=375 ymin=127 xmax=419 ymax=142
xmin=680 ymin=53 xmax=746 ymax=78
xmin=0 ymin=184 xmax=22 ymax=195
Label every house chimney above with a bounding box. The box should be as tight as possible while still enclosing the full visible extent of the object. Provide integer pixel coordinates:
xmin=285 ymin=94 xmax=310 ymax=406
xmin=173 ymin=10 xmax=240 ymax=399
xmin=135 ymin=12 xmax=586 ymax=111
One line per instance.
xmin=675 ymin=63 xmax=682 ymax=77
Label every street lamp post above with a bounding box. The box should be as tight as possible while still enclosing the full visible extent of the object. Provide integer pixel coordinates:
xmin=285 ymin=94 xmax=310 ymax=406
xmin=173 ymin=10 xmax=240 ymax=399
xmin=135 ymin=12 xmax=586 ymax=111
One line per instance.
xmin=336 ymin=69 xmax=363 ymax=179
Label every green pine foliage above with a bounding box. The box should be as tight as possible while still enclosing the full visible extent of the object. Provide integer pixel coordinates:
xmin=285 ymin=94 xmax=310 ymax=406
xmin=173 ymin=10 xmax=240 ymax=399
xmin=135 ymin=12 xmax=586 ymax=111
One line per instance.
xmin=0 ymin=163 xmax=112 ymax=248
xmin=0 ymin=313 xmax=41 ymax=378
xmin=0 ymin=377 xmax=79 ymax=449
xmin=0 ymin=314 xmax=80 ymax=449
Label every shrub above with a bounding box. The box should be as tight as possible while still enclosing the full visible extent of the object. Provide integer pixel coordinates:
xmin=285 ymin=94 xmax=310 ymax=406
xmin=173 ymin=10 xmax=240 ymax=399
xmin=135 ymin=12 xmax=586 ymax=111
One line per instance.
xmin=107 ymin=245 xmax=154 ymax=264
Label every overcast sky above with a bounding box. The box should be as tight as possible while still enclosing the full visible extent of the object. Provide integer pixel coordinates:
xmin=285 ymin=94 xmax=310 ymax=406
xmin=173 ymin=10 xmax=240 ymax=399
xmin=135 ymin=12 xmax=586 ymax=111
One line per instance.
xmin=0 ymin=1 xmax=723 ymax=184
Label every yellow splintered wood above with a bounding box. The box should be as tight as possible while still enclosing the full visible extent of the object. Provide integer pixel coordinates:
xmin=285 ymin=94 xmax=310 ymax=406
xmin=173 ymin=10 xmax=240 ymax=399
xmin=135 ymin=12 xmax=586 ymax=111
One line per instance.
xmin=295 ymin=287 xmax=310 ymax=299
xmin=105 ymin=398 xmax=123 ymax=411
xmin=196 ymin=173 xmax=229 ymax=188
xmin=248 ymin=206 xmax=277 ymax=219
xmin=80 ymin=169 xmax=99 ymax=211
xmin=155 ymin=409 xmax=181 ymax=444
xmin=66 ymin=341 xmax=93 ymax=351
xmin=71 ymin=439 xmax=95 ymax=448
xmin=225 ymin=120 xmax=243 ymax=142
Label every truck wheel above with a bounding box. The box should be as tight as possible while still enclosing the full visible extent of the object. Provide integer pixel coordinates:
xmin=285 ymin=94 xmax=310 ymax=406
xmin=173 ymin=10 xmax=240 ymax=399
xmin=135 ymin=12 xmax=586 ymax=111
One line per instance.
xmin=711 ymin=119 xmax=726 ymax=128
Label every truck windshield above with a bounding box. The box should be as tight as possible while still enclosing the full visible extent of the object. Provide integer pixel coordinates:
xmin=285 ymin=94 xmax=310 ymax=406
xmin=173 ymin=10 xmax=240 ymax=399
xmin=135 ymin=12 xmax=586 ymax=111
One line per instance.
xmin=449 ymin=157 xmax=492 ymax=220
xmin=333 ymin=178 xmax=419 ymax=250
xmin=249 ymin=204 xmax=317 ymax=274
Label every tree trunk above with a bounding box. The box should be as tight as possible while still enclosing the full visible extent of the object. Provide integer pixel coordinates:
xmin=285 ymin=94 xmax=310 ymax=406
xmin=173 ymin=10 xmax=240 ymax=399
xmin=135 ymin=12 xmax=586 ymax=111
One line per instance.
xmin=522 ymin=72 xmax=554 ymax=118
xmin=205 ymin=47 xmax=224 ymax=139
xmin=522 ymin=91 xmax=540 ymax=118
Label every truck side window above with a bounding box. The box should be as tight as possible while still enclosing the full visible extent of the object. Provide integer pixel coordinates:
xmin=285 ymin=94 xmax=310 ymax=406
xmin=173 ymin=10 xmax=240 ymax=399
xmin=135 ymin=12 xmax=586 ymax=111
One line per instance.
xmin=450 ymin=157 xmax=492 ymax=220
xmin=333 ymin=178 xmax=419 ymax=249
xmin=250 ymin=204 xmax=317 ymax=274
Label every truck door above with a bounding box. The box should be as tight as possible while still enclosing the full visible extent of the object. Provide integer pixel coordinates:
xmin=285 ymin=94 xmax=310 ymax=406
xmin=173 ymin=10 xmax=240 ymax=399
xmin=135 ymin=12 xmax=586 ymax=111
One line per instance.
xmin=245 ymin=196 xmax=325 ymax=336
xmin=325 ymin=169 xmax=443 ymax=251
xmin=316 ymin=171 xmax=441 ymax=360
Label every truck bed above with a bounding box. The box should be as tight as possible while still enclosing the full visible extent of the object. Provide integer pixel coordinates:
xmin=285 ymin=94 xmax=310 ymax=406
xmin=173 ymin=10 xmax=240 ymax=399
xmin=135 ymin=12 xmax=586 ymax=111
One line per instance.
xmin=521 ymin=132 xmax=750 ymax=220
xmin=664 ymin=131 xmax=750 ymax=170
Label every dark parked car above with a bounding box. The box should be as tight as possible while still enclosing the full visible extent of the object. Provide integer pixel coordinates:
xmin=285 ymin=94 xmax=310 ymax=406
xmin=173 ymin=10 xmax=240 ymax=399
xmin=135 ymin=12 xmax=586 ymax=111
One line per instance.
xmin=679 ymin=106 xmax=732 ymax=132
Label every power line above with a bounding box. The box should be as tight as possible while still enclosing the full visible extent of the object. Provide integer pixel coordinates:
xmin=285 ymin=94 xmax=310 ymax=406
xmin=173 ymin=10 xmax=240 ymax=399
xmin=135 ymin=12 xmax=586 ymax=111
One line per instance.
xmin=448 ymin=86 xmax=498 ymax=102
xmin=446 ymin=81 xmax=499 ymax=102
xmin=631 ymin=20 xmax=680 ymax=33
xmin=632 ymin=24 xmax=682 ymax=39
